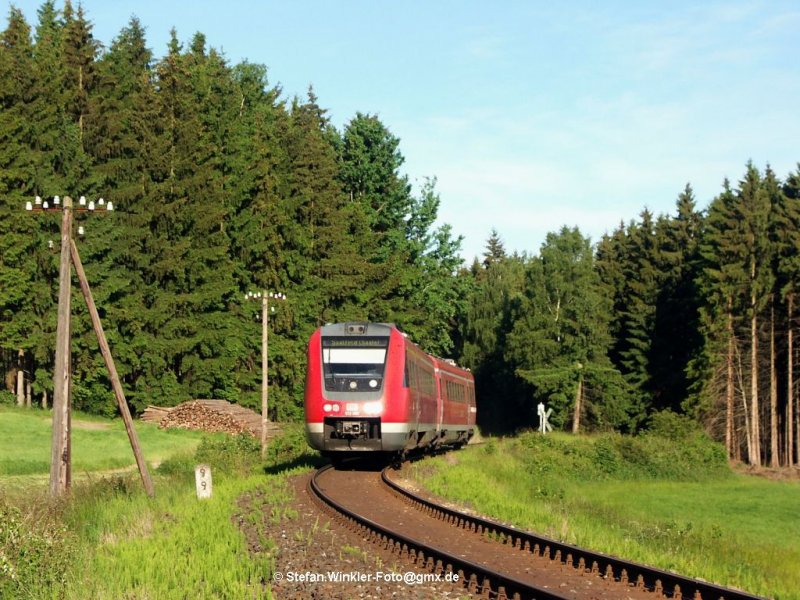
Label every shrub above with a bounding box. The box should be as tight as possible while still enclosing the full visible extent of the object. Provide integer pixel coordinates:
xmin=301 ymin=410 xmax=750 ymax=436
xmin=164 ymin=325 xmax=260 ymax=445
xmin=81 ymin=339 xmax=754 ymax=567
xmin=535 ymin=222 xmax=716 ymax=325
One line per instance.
xmin=0 ymin=499 xmax=74 ymax=599
xmin=646 ymin=410 xmax=702 ymax=441
xmin=194 ymin=433 xmax=261 ymax=478
xmin=264 ymin=423 xmax=321 ymax=469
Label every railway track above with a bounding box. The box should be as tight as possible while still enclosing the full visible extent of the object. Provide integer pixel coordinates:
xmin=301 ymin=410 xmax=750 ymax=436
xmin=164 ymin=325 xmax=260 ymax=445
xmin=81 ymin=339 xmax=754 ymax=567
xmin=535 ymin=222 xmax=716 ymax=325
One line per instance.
xmin=308 ymin=463 xmax=767 ymax=600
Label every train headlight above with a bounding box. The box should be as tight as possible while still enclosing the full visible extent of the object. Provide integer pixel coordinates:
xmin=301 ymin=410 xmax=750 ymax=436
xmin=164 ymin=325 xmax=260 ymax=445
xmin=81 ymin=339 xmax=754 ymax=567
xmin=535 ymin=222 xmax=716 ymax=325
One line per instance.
xmin=332 ymin=403 xmax=340 ymax=412
xmin=363 ymin=401 xmax=383 ymax=414
xmin=349 ymin=381 xmax=358 ymax=390
xmin=323 ymin=403 xmax=332 ymax=412
xmin=369 ymin=379 xmax=378 ymax=388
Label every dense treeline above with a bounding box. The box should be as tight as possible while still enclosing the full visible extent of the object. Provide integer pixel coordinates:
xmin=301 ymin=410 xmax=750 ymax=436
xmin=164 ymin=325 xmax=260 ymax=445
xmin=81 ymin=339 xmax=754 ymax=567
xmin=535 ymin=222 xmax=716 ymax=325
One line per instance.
xmin=1 ymin=4 xmax=798 ymax=467
xmin=0 ymin=2 xmax=465 ymax=420
xmin=461 ymin=168 xmax=800 ymax=467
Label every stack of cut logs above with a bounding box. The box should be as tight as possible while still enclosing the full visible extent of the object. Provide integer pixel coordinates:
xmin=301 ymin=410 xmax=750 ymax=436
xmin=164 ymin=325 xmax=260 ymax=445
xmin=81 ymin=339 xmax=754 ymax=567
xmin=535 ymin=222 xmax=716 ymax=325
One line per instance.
xmin=140 ymin=399 xmax=279 ymax=438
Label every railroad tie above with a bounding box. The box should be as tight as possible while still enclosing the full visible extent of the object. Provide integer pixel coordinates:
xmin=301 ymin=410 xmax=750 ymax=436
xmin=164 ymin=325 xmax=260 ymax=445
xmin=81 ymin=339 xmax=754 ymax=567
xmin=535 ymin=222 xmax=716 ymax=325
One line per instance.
xmin=480 ymin=576 xmax=492 ymax=598
xmin=416 ymin=551 xmax=426 ymax=567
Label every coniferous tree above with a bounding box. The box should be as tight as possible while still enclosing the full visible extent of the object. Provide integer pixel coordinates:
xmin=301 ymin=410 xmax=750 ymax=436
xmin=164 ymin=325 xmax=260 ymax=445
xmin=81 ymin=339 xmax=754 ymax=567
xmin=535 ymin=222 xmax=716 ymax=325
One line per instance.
xmin=697 ymin=179 xmax=749 ymax=459
xmin=461 ymin=233 xmax=525 ymax=431
xmin=781 ymin=166 xmax=800 ymax=465
xmin=507 ymin=227 xmax=632 ymax=431
xmin=651 ymin=185 xmax=703 ymax=413
xmin=0 ymin=7 xmax=42 ymax=405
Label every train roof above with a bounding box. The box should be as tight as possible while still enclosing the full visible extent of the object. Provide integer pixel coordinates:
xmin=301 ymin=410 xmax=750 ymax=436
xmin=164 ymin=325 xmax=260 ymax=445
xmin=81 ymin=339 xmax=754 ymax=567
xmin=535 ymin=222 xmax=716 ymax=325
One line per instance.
xmin=318 ymin=322 xmax=471 ymax=373
xmin=320 ymin=322 xmax=394 ymax=337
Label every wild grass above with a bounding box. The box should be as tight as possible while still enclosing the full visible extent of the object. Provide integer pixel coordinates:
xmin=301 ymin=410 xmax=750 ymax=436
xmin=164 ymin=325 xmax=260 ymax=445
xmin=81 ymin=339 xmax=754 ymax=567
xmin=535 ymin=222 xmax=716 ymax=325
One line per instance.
xmin=410 ymin=431 xmax=799 ymax=600
xmin=0 ymin=408 xmax=318 ymax=599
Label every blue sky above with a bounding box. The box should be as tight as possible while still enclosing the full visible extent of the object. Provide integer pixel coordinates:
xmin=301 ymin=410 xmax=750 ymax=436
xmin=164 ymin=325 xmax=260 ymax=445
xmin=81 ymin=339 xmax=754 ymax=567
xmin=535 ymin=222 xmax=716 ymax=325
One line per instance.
xmin=4 ymin=1 xmax=799 ymax=261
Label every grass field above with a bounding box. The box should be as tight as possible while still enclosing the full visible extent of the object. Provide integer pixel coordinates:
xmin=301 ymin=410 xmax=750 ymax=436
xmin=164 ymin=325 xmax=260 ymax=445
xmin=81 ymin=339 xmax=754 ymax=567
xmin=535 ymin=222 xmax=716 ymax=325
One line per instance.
xmin=410 ymin=431 xmax=799 ymax=599
xmin=0 ymin=406 xmax=318 ymax=599
xmin=0 ymin=405 xmax=206 ymax=479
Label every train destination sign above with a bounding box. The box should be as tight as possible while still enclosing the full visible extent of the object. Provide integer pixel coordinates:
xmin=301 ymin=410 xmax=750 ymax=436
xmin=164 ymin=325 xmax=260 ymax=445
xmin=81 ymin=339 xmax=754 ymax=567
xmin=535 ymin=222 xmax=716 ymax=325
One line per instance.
xmin=322 ymin=337 xmax=388 ymax=348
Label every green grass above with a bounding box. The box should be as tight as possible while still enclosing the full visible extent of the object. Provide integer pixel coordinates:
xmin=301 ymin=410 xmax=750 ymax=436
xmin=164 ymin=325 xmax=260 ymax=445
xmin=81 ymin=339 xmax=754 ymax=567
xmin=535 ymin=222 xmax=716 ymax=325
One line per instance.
xmin=0 ymin=408 xmax=319 ymax=600
xmin=410 ymin=431 xmax=799 ymax=600
xmin=0 ymin=405 xmax=207 ymax=477
xmin=61 ymin=470 xmax=282 ymax=599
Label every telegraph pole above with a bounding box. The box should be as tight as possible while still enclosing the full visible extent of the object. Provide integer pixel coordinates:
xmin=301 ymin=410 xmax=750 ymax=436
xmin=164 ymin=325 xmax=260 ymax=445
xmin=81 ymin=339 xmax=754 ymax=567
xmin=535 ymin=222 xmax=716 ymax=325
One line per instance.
xmin=50 ymin=196 xmax=73 ymax=495
xmin=25 ymin=195 xmax=152 ymax=498
xmin=245 ymin=290 xmax=286 ymax=457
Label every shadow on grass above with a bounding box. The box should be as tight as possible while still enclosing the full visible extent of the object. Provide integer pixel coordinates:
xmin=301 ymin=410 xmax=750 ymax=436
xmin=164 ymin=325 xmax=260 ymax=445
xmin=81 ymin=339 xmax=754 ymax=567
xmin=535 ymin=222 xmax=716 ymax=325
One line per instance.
xmin=262 ymin=453 xmax=327 ymax=475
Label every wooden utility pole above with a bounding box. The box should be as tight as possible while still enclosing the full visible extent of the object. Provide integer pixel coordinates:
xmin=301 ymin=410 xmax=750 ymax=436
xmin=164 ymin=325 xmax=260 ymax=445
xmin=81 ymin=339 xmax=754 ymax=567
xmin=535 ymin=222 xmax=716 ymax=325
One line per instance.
xmin=16 ymin=349 xmax=24 ymax=406
xmin=30 ymin=194 xmax=150 ymax=498
xmin=261 ymin=292 xmax=269 ymax=459
xmin=246 ymin=290 xmax=286 ymax=458
xmin=50 ymin=196 xmax=73 ymax=496
xmin=572 ymin=364 xmax=583 ymax=434
xmin=70 ymin=239 xmax=154 ymax=497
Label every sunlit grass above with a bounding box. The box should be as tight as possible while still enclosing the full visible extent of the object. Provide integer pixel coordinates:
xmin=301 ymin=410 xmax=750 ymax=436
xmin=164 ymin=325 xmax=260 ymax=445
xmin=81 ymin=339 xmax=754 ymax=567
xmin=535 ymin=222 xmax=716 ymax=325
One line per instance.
xmin=410 ymin=432 xmax=800 ymax=599
xmin=0 ymin=410 xmax=317 ymax=599
xmin=0 ymin=405 xmax=206 ymax=477
xmin=62 ymin=472 xmax=280 ymax=600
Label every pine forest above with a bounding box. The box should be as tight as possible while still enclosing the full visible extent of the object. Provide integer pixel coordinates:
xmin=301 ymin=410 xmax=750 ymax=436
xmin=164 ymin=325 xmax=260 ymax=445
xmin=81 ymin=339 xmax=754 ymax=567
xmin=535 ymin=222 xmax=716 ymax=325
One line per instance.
xmin=1 ymin=3 xmax=798 ymax=468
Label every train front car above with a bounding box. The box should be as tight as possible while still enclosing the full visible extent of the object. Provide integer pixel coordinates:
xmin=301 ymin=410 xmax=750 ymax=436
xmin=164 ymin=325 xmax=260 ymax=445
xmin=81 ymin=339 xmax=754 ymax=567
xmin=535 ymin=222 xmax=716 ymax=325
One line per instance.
xmin=304 ymin=322 xmax=413 ymax=458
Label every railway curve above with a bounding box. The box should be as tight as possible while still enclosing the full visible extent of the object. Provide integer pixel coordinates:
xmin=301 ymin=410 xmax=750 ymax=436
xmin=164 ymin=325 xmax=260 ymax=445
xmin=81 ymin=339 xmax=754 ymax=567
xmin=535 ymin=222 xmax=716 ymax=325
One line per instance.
xmin=308 ymin=463 xmax=767 ymax=599
xmin=381 ymin=466 xmax=767 ymax=600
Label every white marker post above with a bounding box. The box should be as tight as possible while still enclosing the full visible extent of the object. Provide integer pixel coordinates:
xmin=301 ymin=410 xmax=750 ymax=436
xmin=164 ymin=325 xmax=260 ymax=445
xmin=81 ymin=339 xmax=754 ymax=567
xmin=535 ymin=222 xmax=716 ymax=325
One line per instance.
xmin=195 ymin=464 xmax=213 ymax=499
xmin=538 ymin=402 xmax=553 ymax=435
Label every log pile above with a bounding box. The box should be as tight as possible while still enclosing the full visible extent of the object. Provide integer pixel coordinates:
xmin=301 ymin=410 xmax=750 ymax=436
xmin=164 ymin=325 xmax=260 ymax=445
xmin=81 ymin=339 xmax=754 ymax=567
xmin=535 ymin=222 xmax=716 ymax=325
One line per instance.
xmin=140 ymin=399 xmax=281 ymax=438
xmin=140 ymin=405 xmax=173 ymax=423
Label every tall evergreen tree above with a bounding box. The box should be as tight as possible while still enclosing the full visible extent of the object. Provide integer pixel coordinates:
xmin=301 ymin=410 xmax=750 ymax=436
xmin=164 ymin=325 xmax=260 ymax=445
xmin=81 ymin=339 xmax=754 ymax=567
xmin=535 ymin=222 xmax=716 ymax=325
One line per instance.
xmin=507 ymin=227 xmax=632 ymax=431
xmin=651 ymin=185 xmax=703 ymax=413
xmin=461 ymin=235 xmax=525 ymax=432
xmin=781 ymin=166 xmax=800 ymax=465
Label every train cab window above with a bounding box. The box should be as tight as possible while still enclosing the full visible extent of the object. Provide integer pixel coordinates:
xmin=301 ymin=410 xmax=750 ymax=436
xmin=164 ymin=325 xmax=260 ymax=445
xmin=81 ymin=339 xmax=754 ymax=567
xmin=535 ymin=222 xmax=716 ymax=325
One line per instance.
xmin=322 ymin=336 xmax=389 ymax=392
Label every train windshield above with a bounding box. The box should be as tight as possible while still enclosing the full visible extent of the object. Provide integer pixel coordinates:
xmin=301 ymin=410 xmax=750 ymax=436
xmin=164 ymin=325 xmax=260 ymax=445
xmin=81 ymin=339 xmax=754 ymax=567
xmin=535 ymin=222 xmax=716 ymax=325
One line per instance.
xmin=322 ymin=337 xmax=388 ymax=392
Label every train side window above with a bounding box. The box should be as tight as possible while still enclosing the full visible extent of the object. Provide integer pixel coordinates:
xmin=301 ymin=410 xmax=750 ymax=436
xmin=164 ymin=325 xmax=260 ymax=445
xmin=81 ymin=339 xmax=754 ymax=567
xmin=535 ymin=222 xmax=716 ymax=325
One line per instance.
xmin=403 ymin=351 xmax=409 ymax=388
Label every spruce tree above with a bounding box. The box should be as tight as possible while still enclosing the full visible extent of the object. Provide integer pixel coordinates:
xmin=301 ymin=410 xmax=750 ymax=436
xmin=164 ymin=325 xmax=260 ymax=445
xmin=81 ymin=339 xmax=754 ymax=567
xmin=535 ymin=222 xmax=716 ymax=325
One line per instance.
xmin=507 ymin=227 xmax=631 ymax=431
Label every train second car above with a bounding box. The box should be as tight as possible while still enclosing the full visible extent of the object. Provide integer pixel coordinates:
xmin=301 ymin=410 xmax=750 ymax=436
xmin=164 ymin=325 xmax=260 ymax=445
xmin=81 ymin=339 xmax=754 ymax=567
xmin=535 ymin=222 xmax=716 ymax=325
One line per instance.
xmin=304 ymin=322 xmax=475 ymax=459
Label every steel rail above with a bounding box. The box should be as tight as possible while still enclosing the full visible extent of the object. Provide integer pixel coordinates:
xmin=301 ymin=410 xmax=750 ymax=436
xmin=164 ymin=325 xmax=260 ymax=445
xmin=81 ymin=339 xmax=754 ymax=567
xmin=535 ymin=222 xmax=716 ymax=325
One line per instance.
xmin=309 ymin=464 xmax=569 ymax=600
xmin=382 ymin=468 xmax=767 ymax=600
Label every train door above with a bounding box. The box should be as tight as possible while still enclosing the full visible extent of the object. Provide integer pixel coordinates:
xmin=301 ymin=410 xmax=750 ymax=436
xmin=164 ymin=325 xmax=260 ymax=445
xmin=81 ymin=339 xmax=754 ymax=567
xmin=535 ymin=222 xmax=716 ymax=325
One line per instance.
xmin=436 ymin=370 xmax=444 ymax=432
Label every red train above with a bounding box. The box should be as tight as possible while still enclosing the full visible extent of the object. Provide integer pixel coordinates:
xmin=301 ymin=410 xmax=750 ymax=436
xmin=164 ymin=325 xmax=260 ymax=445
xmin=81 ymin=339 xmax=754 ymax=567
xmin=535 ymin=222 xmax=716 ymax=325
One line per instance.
xmin=304 ymin=322 xmax=476 ymax=461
